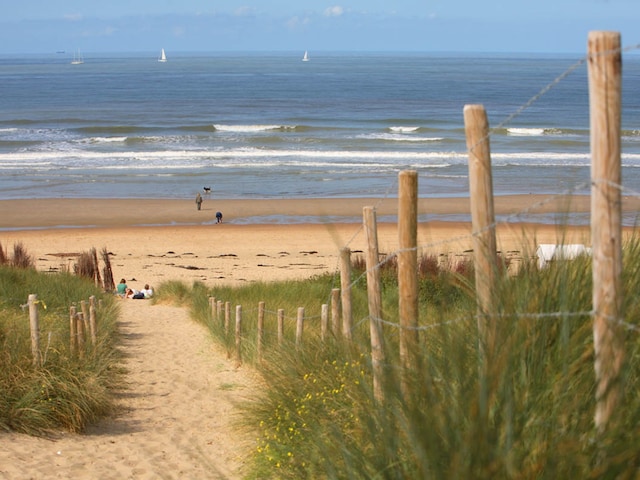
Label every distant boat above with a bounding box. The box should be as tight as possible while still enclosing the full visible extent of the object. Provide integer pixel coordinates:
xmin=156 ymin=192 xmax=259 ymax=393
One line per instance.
xmin=71 ymin=50 xmax=84 ymax=65
xmin=302 ymin=50 xmax=309 ymax=62
xmin=158 ymin=48 xmax=167 ymax=62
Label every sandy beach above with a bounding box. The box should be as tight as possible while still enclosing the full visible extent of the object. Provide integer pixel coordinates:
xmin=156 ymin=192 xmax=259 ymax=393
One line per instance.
xmin=1 ymin=195 xmax=637 ymax=478
xmin=0 ymin=194 xmax=628 ymax=289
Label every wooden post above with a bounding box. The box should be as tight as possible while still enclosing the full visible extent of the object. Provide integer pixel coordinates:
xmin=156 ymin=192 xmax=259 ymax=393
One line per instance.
xmin=28 ymin=294 xmax=41 ymax=367
xmin=398 ymin=170 xmax=419 ymax=395
xmin=296 ymin=307 xmax=304 ymax=348
xmin=331 ymin=288 xmax=340 ymax=335
xmin=89 ymin=295 xmax=97 ymax=345
xmin=80 ymin=300 xmax=90 ymax=339
xmin=277 ymin=309 xmax=285 ymax=346
xmin=217 ymin=300 xmax=223 ymax=327
xmin=464 ymin=103 xmax=499 ymax=427
xmin=588 ymin=30 xmax=625 ymax=433
xmin=464 ymin=104 xmax=498 ymax=342
xmin=340 ymin=247 xmax=353 ymax=341
xmin=235 ymin=305 xmax=242 ymax=365
xmin=76 ymin=313 xmax=85 ymax=358
xmin=210 ymin=296 xmax=217 ymax=323
xmin=69 ymin=305 xmax=77 ymax=356
xmin=257 ymin=301 xmax=265 ymax=361
xmin=364 ymin=206 xmax=386 ymax=402
xmin=224 ymin=301 xmax=230 ymax=336
xmin=321 ymin=304 xmax=329 ymax=341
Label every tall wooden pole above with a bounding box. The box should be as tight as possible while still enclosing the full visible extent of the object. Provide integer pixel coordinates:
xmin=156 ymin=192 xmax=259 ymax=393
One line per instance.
xmin=588 ymin=30 xmax=625 ymax=433
xmin=364 ymin=206 xmax=386 ymax=403
xmin=340 ymin=247 xmax=353 ymax=341
xmin=331 ymin=288 xmax=340 ymax=335
xmin=296 ymin=307 xmax=305 ymax=348
xmin=398 ymin=170 xmax=419 ymax=396
xmin=28 ymin=294 xmax=41 ymax=367
xmin=464 ymin=103 xmax=498 ymax=426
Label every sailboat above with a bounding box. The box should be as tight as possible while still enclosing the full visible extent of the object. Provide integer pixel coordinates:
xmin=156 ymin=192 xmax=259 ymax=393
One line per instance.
xmin=71 ymin=49 xmax=84 ymax=65
xmin=158 ymin=48 xmax=167 ymax=62
xmin=302 ymin=50 xmax=309 ymax=62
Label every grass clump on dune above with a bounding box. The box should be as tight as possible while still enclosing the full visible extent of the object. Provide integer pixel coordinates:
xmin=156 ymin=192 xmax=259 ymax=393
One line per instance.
xmin=0 ymin=265 xmax=121 ymax=436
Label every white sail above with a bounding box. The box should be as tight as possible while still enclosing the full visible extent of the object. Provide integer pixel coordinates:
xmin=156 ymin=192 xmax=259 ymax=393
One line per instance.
xmin=158 ymin=49 xmax=167 ymax=62
xmin=302 ymin=50 xmax=309 ymax=62
xmin=71 ymin=50 xmax=84 ymax=65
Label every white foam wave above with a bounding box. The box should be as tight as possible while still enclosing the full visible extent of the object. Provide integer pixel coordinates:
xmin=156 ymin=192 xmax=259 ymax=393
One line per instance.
xmin=78 ymin=136 xmax=128 ymax=144
xmin=389 ymin=126 xmax=420 ymax=133
xmin=213 ymin=124 xmax=296 ymax=132
xmin=506 ymin=128 xmax=545 ymax=136
xmin=357 ymin=133 xmax=443 ymax=142
xmin=0 ymin=128 xmax=19 ymax=133
xmin=2 ymin=148 xmax=640 ymax=170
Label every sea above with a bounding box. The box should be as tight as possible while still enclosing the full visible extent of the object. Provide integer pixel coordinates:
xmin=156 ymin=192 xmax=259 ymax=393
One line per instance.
xmin=1 ymin=51 xmax=640 ymax=224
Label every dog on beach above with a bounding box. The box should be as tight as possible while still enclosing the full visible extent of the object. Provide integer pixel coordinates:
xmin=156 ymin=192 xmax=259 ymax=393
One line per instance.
xmin=203 ymin=187 xmax=211 ymax=193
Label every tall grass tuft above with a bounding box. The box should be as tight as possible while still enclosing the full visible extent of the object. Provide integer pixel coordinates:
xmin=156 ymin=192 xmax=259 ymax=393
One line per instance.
xmin=11 ymin=242 xmax=34 ymax=269
xmin=0 ymin=265 xmax=121 ymax=436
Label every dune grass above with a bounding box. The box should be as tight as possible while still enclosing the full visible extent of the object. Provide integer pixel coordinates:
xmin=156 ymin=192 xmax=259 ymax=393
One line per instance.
xmin=0 ymin=266 xmax=122 ymax=436
xmin=158 ymin=241 xmax=640 ymax=478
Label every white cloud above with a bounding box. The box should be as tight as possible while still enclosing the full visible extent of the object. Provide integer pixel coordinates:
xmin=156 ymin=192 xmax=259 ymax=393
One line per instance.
xmin=324 ymin=6 xmax=344 ymax=17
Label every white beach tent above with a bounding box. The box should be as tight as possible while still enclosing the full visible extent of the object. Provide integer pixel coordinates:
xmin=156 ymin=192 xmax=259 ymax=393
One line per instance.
xmin=536 ymin=244 xmax=592 ymax=269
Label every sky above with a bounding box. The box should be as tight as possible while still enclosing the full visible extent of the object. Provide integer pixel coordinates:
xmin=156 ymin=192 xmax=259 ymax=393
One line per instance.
xmin=1 ymin=0 xmax=638 ymax=55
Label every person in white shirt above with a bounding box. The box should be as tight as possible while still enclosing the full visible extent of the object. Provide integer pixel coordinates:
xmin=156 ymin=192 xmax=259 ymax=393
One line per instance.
xmin=140 ymin=284 xmax=154 ymax=298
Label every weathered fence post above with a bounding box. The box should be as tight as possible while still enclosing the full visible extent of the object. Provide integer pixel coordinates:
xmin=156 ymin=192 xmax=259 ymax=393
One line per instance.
xmin=588 ymin=30 xmax=625 ymax=433
xmin=331 ymin=288 xmax=340 ymax=335
xmin=277 ymin=309 xmax=285 ymax=346
xmin=80 ymin=300 xmax=90 ymax=340
xmin=69 ymin=305 xmax=77 ymax=356
xmin=464 ymin=103 xmax=499 ymax=427
xmin=363 ymin=206 xmax=386 ymax=403
xmin=340 ymin=247 xmax=353 ymax=341
xmin=76 ymin=312 xmax=85 ymax=358
xmin=257 ymin=301 xmax=265 ymax=361
xmin=217 ymin=300 xmax=223 ymax=328
xmin=235 ymin=305 xmax=242 ymax=365
xmin=89 ymin=295 xmax=97 ymax=345
xmin=28 ymin=294 xmax=41 ymax=367
xmin=321 ymin=304 xmax=329 ymax=341
xmin=398 ymin=170 xmax=419 ymax=397
xmin=224 ymin=301 xmax=231 ymax=336
xmin=210 ymin=296 xmax=217 ymax=323
xmin=296 ymin=307 xmax=305 ymax=348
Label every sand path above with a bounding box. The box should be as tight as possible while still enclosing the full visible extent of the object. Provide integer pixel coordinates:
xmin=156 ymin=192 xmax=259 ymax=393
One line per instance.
xmin=0 ymin=300 xmax=260 ymax=480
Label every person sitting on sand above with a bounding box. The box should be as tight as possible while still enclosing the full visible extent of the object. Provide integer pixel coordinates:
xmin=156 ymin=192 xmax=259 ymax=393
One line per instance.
xmin=117 ymin=278 xmax=128 ymax=297
xmin=140 ymin=284 xmax=154 ymax=298
xmin=125 ymin=287 xmax=139 ymax=299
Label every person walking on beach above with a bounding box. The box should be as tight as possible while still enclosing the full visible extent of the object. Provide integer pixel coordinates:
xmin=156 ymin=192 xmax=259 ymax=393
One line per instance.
xmin=195 ymin=193 xmax=203 ymax=211
xmin=216 ymin=211 xmax=223 ymax=223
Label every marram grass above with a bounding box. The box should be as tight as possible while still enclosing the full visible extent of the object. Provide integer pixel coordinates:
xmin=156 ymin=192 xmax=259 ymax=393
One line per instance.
xmin=0 ymin=266 xmax=121 ymax=436
xmin=161 ymin=242 xmax=640 ymax=479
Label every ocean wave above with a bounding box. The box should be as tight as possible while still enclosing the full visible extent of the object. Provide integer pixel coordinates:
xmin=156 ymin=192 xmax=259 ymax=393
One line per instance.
xmin=389 ymin=126 xmax=420 ymax=133
xmin=212 ymin=124 xmax=298 ymax=132
xmin=2 ymin=148 xmax=640 ymax=170
xmin=357 ymin=133 xmax=443 ymax=142
xmin=77 ymin=136 xmax=128 ymax=144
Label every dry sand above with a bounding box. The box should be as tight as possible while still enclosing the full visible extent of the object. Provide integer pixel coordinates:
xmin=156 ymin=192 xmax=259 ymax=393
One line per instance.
xmin=0 ymin=194 xmax=622 ymax=289
xmin=0 ymin=300 xmax=260 ymax=479
xmin=0 ymin=195 xmax=635 ymax=479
